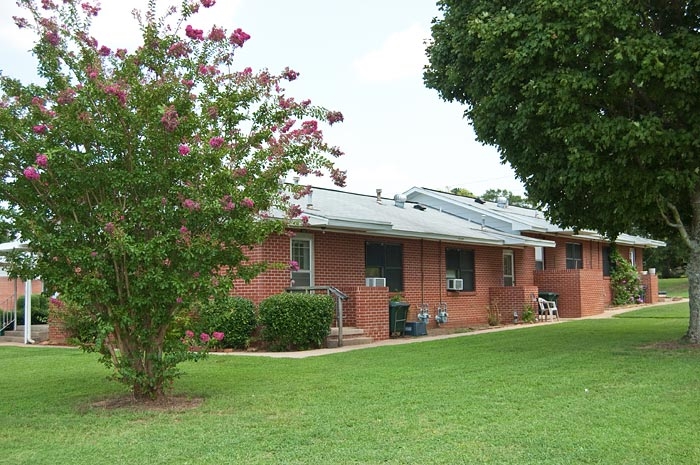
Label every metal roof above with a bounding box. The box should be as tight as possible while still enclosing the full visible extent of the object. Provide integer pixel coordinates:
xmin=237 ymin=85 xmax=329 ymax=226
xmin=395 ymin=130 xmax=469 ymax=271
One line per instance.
xmin=284 ymin=187 xmax=554 ymax=248
xmin=403 ymin=187 xmax=665 ymax=248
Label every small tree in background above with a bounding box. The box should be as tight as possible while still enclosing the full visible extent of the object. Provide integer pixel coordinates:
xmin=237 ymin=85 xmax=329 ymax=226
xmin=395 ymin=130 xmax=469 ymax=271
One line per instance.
xmin=0 ymin=0 xmax=345 ymax=400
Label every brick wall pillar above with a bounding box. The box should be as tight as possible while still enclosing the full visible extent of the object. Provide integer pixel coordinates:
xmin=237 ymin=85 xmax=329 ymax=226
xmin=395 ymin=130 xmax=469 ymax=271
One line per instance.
xmin=489 ymin=286 xmax=539 ymax=324
xmin=48 ymin=302 xmax=71 ymax=345
xmin=347 ymin=286 xmax=390 ymax=341
xmin=641 ymin=273 xmax=659 ymax=303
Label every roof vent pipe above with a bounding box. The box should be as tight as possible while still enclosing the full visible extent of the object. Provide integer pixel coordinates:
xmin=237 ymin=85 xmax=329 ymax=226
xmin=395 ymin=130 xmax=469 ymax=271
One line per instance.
xmin=376 ymin=189 xmax=382 ymax=204
xmin=394 ymin=194 xmax=406 ymax=208
xmin=293 ymin=176 xmax=300 ymax=185
xmin=306 ymin=190 xmax=313 ymax=209
xmin=497 ymin=196 xmax=508 ymax=208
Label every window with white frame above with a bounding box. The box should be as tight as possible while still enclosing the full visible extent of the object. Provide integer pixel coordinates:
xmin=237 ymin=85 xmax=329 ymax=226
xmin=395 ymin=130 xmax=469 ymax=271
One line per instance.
xmin=534 ymin=246 xmax=544 ymax=271
xmin=290 ymin=235 xmax=313 ymax=287
xmin=503 ymin=250 xmax=515 ymax=286
xmin=629 ymin=248 xmax=636 ymax=268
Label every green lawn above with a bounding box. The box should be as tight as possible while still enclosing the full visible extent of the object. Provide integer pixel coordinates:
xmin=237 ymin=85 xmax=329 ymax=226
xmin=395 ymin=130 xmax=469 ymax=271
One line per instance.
xmin=1 ymin=304 xmax=698 ymax=465
xmin=658 ymin=277 xmax=689 ymax=298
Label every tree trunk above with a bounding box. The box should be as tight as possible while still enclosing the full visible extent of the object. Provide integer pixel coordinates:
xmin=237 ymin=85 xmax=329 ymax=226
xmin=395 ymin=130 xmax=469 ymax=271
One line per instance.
xmin=684 ymin=246 xmax=700 ymax=343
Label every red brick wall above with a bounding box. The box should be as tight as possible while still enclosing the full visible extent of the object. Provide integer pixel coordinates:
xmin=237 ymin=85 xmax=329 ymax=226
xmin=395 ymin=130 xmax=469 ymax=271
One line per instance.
xmin=0 ymin=277 xmax=43 ymax=310
xmin=489 ymin=285 xmax=539 ymax=323
xmin=641 ymin=273 xmax=659 ymax=303
xmin=233 ymin=230 xmax=534 ymax=336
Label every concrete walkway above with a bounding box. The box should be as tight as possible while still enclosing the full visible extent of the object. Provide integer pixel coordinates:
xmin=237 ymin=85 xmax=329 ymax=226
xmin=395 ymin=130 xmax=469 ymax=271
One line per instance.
xmin=0 ymin=299 xmax=686 ymax=358
xmin=213 ymin=298 xmax=688 ymax=359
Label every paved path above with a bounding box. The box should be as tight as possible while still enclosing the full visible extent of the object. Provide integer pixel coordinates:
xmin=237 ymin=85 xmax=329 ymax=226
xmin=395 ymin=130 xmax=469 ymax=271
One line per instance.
xmin=1 ymin=299 xmax=686 ymax=359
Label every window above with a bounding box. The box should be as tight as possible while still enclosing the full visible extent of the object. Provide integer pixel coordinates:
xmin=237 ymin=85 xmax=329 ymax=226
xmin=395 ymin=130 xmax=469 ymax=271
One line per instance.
xmin=365 ymin=242 xmax=403 ymax=292
xmin=446 ymin=248 xmax=475 ymax=291
xmin=291 ymin=235 xmax=313 ymax=287
xmin=503 ymin=250 xmax=515 ymax=286
xmin=629 ymin=248 xmax=636 ymax=267
xmin=602 ymin=246 xmax=611 ymax=277
xmin=566 ymin=243 xmax=583 ymax=269
xmin=534 ymin=246 xmax=544 ymax=271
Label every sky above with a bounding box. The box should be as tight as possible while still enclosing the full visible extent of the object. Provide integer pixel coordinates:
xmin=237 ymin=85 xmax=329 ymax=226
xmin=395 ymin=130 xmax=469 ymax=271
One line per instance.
xmin=0 ymin=0 xmax=526 ymax=199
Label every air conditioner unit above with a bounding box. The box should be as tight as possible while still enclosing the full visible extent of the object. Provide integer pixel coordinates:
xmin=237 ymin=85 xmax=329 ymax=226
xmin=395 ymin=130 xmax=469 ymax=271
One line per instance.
xmin=365 ymin=277 xmax=387 ymax=287
xmin=447 ymin=278 xmax=464 ymax=291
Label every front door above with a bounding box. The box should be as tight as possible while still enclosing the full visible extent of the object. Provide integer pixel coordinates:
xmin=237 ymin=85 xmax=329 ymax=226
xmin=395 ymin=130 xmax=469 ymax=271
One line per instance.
xmin=291 ymin=235 xmax=313 ymax=287
xmin=503 ymin=250 xmax=514 ymax=286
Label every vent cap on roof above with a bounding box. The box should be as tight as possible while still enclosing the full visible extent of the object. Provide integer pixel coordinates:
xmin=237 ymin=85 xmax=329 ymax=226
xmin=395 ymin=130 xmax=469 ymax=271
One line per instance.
xmin=496 ymin=196 xmax=508 ymax=208
xmin=394 ymin=194 xmax=407 ymax=208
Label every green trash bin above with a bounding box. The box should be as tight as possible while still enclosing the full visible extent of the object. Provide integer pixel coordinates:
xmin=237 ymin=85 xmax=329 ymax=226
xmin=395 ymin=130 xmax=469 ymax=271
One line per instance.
xmin=389 ymin=302 xmax=410 ymax=337
xmin=538 ymin=291 xmax=559 ymax=304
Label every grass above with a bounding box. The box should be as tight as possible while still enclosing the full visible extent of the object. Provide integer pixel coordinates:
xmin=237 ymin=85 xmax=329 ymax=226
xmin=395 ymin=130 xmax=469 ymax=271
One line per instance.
xmin=657 ymin=277 xmax=689 ymax=298
xmin=1 ymin=304 xmax=699 ymax=465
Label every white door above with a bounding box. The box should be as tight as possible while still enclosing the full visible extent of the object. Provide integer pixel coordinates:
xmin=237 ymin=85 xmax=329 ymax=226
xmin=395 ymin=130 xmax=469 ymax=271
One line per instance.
xmin=291 ymin=235 xmax=313 ymax=287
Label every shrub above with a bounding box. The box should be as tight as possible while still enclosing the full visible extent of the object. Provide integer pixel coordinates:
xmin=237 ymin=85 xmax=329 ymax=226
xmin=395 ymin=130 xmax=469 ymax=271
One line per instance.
xmin=58 ymin=299 xmax=106 ymax=348
xmin=610 ymin=248 xmax=645 ymax=305
xmin=15 ymin=294 xmax=49 ymax=324
xmin=258 ymin=293 xmax=335 ymax=351
xmin=196 ymin=296 xmax=257 ymax=349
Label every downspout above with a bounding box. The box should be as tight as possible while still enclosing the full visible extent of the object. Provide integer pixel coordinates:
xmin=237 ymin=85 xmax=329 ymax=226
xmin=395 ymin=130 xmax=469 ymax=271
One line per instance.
xmin=24 ymin=279 xmax=34 ymax=344
xmin=420 ymin=240 xmax=425 ymax=305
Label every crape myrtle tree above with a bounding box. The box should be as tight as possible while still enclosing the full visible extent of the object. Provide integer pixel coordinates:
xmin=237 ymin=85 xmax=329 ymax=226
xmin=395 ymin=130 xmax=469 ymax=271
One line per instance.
xmin=425 ymin=0 xmax=700 ymax=342
xmin=0 ymin=0 xmax=346 ymax=400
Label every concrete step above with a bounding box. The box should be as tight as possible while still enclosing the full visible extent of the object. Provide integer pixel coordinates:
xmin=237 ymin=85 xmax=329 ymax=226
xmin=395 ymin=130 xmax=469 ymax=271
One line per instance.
xmin=0 ymin=325 xmax=49 ymax=343
xmin=326 ymin=327 xmax=373 ymax=348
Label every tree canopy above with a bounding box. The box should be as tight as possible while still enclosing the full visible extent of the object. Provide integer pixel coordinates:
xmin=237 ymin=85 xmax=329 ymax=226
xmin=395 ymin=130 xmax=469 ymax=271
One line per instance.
xmin=425 ymin=0 xmax=700 ymax=341
xmin=0 ymin=0 xmax=345 ymax=399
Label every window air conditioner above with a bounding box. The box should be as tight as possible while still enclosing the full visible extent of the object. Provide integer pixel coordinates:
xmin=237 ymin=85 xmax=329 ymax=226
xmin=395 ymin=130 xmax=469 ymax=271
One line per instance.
xmin=447 ymin=278 xmax=464 ymax=291
xmin=365 ymin=277 xmax=387 ymax=287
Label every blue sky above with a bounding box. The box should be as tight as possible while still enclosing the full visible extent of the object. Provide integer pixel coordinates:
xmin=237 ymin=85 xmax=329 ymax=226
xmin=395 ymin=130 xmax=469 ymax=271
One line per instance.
xmin=0 ymin=0 xmax=526 ymax=198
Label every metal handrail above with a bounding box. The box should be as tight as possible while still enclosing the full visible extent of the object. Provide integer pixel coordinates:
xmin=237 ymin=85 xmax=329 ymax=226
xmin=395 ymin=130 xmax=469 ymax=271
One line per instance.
xmin=1 ymin=296 xmax=16 ymax=333
xmin=285 ymin=286 xmax=349 ymax=347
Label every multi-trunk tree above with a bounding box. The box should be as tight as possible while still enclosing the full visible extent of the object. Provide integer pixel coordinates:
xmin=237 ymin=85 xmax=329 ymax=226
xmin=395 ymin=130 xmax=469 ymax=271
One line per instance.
xmin=0 ymin=0 xmax=345 ymax=399
xmin=425 ymin=0 xmax=700 ymax=342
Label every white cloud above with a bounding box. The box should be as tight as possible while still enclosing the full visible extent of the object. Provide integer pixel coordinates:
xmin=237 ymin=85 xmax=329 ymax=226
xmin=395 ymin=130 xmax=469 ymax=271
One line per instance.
xmin=353 ymin=23 xmax=429 ymax=83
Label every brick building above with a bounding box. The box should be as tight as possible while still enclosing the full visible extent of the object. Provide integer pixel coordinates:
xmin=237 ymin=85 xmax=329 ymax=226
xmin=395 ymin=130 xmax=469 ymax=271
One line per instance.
xmin=235 ymin=186 xmax=663 ymax=341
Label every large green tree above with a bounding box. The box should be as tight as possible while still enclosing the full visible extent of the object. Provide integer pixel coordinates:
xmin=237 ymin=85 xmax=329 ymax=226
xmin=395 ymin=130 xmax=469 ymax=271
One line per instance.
xmin=425 ymin=0 xmax=700 ymax=342
xmin=0 ymin=0 xmax=345 ymax=399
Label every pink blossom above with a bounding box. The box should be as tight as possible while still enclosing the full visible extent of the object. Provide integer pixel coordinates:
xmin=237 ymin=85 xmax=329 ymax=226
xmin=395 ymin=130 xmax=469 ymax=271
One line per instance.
xmin=201 ymin=0 xmax=216 ymax=7
xmin=13 ymin=16 xmax=30 ymax=29
xmin=242 ymin=67 xmax=252 ymax=75
xmin=49 ymin=297 xmax=63 ymax=308
xmin=179 ymin=226 xmax=189 ymax=235
xmin=57 ymin=88 xmax=76 ymax=105
xmin=35 ymin=153 xmax=48 ymax=167
xmin=91 ymin=251 xmax=98 ymax=257
xmin=178 ymin=144 xmax=190 ymax=156
xmin=240 ymin=197 xmax=255 ymax=208
xmin=283 ymin=67 xmax=299 ymax=81
xmin=289 ymin=260 xmax=300 ymax=271
xmin=177 ymin=297 xmax=184 ymax=304
xmin=182 ymin=199 xmax=200 ymax=210
xmin=233 ymin=167 xmax=247 ymax=177
xmin=301 ymin=215 xmax=310 ymax=225
xmin=199 ymin=333 xmax=211 ymax=343
xmin=301 ymin=120 xmax=318 ymax=135
xmin=221 ymin=195 xmax=235 ymax=211
xmin=208 ymin=26 xmax=226 ymax=42
xmin=115 ymin=48 xmax=127 ymax=59
xmin=41 ymin=0 xmax=57 ymax=9
xmin=23 ymin=166 xmax=40 ymax=180
xmin=185 ymin=330 xmax=194 ymax=338
xmin=185 ymin=25 xmax=204 ymax=40
xmin=161 ymin=105 xmax=179 ymax=132
xmin=181 ymin=79 xmax=195 ymax=88
xmin=327 ymin=111 xmax=344 ymax=125
xmin=98 ymin=45 xmax=111 ymax=56
xmin=229 ymin=28 xmax=251 ymax=47
xmin=301 ymin=99 xmax=311 ymax=107
xmin=209 ymin=136 xmax=225 ymax=149
xmin=33 ymin=124 xmax=49 ymax=134
xmin=81 ymin=2 xmax=100 ymax=16
xmin=45 ymin=31 xmax=60 ymax=46
xmin=288 ymin=204 xmax=302 ymax=218
xmin=104 ymin=222 xmax=115 ymax=234
xmin=212 ymin=331 xmax=224 ymax=341
xmin=331 ymin=168 xmax=347 ymax=187
xmin=193 ymin=271 xmax=200 ymax=278
xmin=167 ymin=41 xmax=190 ymax=57
xmin=103 ymin=83 xmax=127 ymax=106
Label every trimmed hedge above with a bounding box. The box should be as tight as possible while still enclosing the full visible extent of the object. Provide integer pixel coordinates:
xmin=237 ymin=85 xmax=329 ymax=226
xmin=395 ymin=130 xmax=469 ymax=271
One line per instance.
xmin=196 ymin=296 xmax=257 ymax=349
xmin=258 ymin=293 xmax=335 ymax=351
xmin=15 ymin=294 xmax=49 ymax=324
